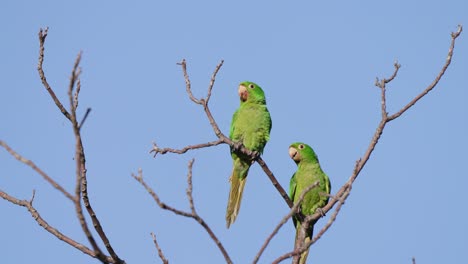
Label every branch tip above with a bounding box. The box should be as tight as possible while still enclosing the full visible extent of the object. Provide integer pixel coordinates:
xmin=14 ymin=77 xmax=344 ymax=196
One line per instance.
xmin=452 ymin=24 xmax=463 ymax=38
xmin=151 ymin=232 xmax=169 ymax=264
xmin=38 ymin=27 xmax=49 ymax=42
xmin=29 ymin=189 xmax=36 ymax=204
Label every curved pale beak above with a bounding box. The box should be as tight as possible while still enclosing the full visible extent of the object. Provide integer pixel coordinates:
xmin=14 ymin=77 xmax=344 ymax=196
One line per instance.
xmin=238 ymin=84 xmax=248 ymax=101
xmin=289 ymin=147 xmax=300 ymax=161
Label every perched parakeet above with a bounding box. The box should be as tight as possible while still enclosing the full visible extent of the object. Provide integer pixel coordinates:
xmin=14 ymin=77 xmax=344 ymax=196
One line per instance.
xmin=226 ymin=81 xmax=272 ymax=228
xmin=288 ymin=142 xmax=331 ymax=264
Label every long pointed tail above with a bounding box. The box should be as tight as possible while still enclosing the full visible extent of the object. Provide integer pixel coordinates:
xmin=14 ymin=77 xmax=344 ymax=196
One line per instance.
xmin=225 ymin=168 xmax=247 ymax=228
xmin=294 ymin=223 xmax=314 ymax=264
xmin=298 ymin=236 xmax=311 ymax=264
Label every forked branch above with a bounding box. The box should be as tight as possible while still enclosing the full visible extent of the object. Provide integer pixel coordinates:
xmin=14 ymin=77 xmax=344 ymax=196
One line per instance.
xmin=272 ymin=24 xmax=463 ymax=263
xmin=0 ymin=28 xmax=125 ymax=264
xmin=0 ymin=189 xmax=114 ymax=262
xmin=133 ymin=161 xmax=232 ymax=264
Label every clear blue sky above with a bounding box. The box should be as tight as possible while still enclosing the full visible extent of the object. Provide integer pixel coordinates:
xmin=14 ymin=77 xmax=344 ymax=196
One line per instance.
xmin=1 ymin=1 xmax=467 ymax=263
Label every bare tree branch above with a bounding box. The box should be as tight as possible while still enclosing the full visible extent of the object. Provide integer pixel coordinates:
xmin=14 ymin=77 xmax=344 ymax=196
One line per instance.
xmin=151 ymin=232 xmax=169 ymax=264
xmin=0 ymin=140 xmax=75 ymax=201
xmin=388 ymin=25 xmax=463 ymax=121
xmin=67 ymin=51 xmax=124 ymax=264
xmin=256 ymin=157 xmax=293 ymax=208
xmin=271 ymin=24 xmax=463 ymax=264
xmin=79 ymin=107 xmax=92 ymax=130
xmin=150 ymin=139 xmax=224 ymax=157
xmin=205 ymin=59 xmax=224 ymax=105
xmin=0 ymin=189 xmax=115 ymax=262
xmin=133 ymin=162 xmax=233 ymax=264
xmin=37 ymin=27 xmax=71 ymax=121
xmin=35 ymin=28 xmax=124 ymax=264
xmin=176 ymin=59 xmax=202 ymax=105
xmin=60 ymin=51 xmax=109 ymax=264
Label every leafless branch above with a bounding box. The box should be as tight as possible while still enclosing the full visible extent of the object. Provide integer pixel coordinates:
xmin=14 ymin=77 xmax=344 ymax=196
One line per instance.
xmin=186 ymin=159 xmax=196 ymax=214
xmin=34 ymin=28 xmax=124 ymax=263
xmin=151 ymin=232 xmax=169 ymax=264
xmin=133 ymin=162 xmax=233 ymax=264
xmin=388 ymin=25 xmax=462 ymax=121
xmin=37 ymin=27 xmax=71 ymax=121
xmin=79 ymin=107 xmax=92 ymax=130
xmin=272 ymin=24 xmax=463 ymax=263
xmin=150 ymin=139 xmax=224 ymax=157
xmin=58 ymin=47 xmax=110 ymax=264
xmin=256 ymin=157 xmax=293 ymax=208
xmin=176 ymin=59 xmax=202 ymax=105
xmin=66 ymin=48 xmax=124 ymax=264
xmin=0 ymin=189 xmax=115 ymax=263
xmin=0 ymin=140 xmax=75 ymax=201
xmin=206 ymin=59 xmax=224 ymax=104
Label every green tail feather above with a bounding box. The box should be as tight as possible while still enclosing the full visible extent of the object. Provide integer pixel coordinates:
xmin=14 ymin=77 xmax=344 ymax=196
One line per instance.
xmin=299 ymin=236 xmax=311 ymax=264
xmin=294 ymin=223 xmax=314 ymax=264
xmin=226 ymin=167 xmax=248 ymax=228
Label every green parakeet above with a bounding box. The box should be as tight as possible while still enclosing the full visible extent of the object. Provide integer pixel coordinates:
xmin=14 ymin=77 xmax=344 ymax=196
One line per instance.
xmin=226 ymin=81 xmax=272 ymax=228
xmin=288 ymin=142 xmax=331 ymax=264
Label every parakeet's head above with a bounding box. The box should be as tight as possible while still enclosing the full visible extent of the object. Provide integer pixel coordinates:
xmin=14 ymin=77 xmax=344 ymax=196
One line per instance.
xmin=289 ymin=142 xmax=319 ymax=164
xmin=238 ymin=81 xmax=266 ymax=104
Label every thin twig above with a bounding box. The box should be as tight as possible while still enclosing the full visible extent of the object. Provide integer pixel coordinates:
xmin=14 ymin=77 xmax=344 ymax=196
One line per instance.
xmin=79 ymin=108 xmax=92 ymax=130
xmin=70 ymin=52 xmax=82 ymax=111
xmin=186 ymin=159 xmax=196 ymax=214
xmin=150 ymin=139 xmax=224 ymax=157
xmin=37 ymin=27 xmax=71 ymax=121
xmin=0 ymin=189 xmax=114 ymax=263
xmin=133 ymin=165 xmax=233 ymax=264
xmin=177 ymin=59 xmax=202 ymax=104
xmin=205 ymin=60 xmax=224 ymax=104
xmin=151 ymin=232 xmax=169 ymax=264
xmin=133 ymin=169 xmax=192 ymax=217
xmin=388 ymin=25 xmax=462 ymax=121
xmin=36 ymin=28 xmax=122 ymax=263
xmin=317 ymin=24 xmax=462 ymax=227
xmin=62 ymin=50 xmax=108 ymax=264
xmin=0 ymin=140 xmax=75 ymax=201
xmin=257 ymin=157 xmax=293 ymax=208
xmin=67 ymin=60 xmax=123 ymax=264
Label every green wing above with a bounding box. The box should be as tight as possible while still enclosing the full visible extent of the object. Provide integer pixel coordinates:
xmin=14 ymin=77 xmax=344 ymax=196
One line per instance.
xmin=229 ymin=109 xmax=239 ymax=140
xmin=289 ymin=172 xmax=298 ymax=228
xmin=289 ymin=172 xmax=297 ymax=201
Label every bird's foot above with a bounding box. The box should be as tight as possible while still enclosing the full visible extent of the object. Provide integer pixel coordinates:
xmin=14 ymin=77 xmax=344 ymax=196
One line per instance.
xmin=232 ymin=141 xmax=243 ymax=152
xmin=316 ymin=208 xmax=326 ymax=218
xmin=250 ymin=150 xmax=260 ymax=159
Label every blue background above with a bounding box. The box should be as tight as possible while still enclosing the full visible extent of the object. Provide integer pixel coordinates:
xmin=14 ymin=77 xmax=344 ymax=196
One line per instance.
xmin=1 ymin=1 xmax=467 ymax=263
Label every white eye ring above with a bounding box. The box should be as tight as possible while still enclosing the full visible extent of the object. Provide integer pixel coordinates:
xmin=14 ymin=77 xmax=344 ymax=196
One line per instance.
xmin=298 ymin=144 xmax=305 ymax=149
xmin=248 ymin=84 xmax=255 ymax=89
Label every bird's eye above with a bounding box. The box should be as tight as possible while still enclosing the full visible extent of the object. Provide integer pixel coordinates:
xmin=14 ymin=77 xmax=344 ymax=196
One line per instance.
xmin=298 ymin=144 xmax=305 ymax=149
xmin=248 ymin=84 xmax=255 ymax=89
